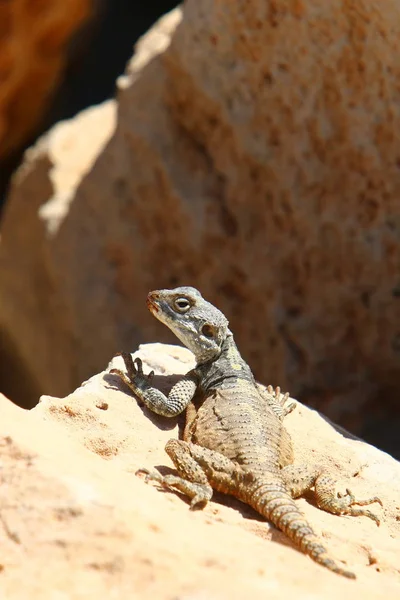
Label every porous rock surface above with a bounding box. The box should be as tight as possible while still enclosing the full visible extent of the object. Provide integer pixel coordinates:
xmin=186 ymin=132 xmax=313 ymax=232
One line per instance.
xmin=1 ymin=0 xmax=400 ymax=448
xmin=0 ymin=0 xmax=92 ymax=160
xmin=0 ymin=343 xmax=399 ymax=599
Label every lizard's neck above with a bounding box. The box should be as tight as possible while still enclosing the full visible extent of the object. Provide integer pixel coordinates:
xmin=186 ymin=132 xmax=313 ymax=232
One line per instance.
xmin=218 ymin=333 xmax=243 ymax=364
xmin=195 ymin=333 xmax=254 ymax=389
xmin=218 ymin=335 xmax=253 ymax=375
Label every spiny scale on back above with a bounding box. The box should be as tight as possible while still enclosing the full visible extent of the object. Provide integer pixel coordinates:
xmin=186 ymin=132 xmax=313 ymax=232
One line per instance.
xmin=111 ymin=286 xmax=383 ymax=579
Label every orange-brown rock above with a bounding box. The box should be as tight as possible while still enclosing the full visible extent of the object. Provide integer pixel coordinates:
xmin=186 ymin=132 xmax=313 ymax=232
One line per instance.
xmin=0 ymin=2 xmax=400 ymax=456
xmin=0 ymin=0 xmax=92 ymax=159
xmin=0 ymin=343 xmax=399 ymax=599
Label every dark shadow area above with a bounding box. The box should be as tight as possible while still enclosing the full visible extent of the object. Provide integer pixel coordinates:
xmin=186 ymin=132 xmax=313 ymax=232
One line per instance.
xmin=0 ymin=152 xmax=22 ymax=209
xmin=47 ymin=0 xmax=179 ymax=124
xmin=0 ymin=0 xmax=179 ymax=206
xmin=361 ymin=417 xmax=400 ymax=461
xmin=304 ymin=390 xmax=400 ymax=461
xmin=0 ymin=330 xmax=42 ymax=409
xmin=324 ymin=404 xmax=400 ymax=461
xmin=315 ymin=412 xmax=363 ymax=441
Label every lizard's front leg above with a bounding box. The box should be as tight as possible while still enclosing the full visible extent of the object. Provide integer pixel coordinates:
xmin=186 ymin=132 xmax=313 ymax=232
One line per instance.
xmin=281 ymin=464 xmax=383 ymax=525
xmin=139 ymin=440 xmax=246 ymax=509
xmin=110 ymin=352 xmax=197 ymax=417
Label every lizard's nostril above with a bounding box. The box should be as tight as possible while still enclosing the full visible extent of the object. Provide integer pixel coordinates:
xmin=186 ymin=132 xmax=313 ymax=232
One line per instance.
xmin=147 ymin=290 xmax=160 ymax=300
xmin=147 ymin=291 xmax=160 ymax=312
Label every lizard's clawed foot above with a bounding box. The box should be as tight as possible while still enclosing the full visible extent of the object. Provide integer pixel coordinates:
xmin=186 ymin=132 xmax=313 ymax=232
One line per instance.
xmin=136 ymin=468 xmax=212 ymax=509
xmin=130 ymin=357 xmax=155 ymax=382
xmin=267 ymin=385 xmax=296 ymax=417
xmin=136 ymin=467 xmax=163 ymax=483
xmin=120 ymin=352 xmax=154 ymax=382
xmin=109 ymin=367 xmax=137 ymax=395
xmin=110 ymin=353 xmax=154 ymax=393
xmin=333 ymin=488 xmax=383 ymax=526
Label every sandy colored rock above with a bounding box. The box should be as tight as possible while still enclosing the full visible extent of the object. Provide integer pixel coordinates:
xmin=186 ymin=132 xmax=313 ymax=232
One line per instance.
xmin=0 ymin=0 xmax=92 ymax=160
xmin=0 ymin=100 xmax=117 ymax=406
xmin=1 ymin=1 xmax=400 ymax=453
xmin=0 ymin=342 xmax=399 ymax=599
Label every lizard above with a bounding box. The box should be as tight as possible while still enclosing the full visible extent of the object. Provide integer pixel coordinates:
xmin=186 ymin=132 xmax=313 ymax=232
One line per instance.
xmin=110 ymin=286 xmax=382 ymax=579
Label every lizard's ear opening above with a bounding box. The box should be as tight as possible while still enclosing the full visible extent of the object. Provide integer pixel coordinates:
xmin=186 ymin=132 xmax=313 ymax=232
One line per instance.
xmin=200 ymin=323 xmax=227 ymax=355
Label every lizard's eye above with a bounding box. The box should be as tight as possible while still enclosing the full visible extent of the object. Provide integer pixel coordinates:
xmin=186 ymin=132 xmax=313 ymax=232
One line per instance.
xmin=174 ymin=297 xmax=191 ymax=312
xmin=201 ymin=324 xmax=215 ymax=338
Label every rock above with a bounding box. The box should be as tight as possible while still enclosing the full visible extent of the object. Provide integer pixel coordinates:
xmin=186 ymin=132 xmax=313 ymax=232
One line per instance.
xmin=1 ymin=1 xmax=400 ymax=455
xmin=0 ymin=343 xmax=399 ymax=599
xmin=0 ymin=100 xmax=117 ymax=407
xmin=0 ymin=0 xmax=93 ymax=160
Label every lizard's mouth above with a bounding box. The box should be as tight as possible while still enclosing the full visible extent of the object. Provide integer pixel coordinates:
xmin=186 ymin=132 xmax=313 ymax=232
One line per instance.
xmin=146 ymin=291 xmax=160 ymax=314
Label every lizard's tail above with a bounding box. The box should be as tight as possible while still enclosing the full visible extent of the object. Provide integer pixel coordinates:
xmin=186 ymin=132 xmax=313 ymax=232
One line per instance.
xmin=246 ymin=477 xmax=355 ymax=579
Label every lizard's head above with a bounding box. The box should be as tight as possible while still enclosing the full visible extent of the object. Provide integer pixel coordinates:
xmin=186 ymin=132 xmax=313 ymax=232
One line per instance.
xmin=147 ymin=286 xmax=230 ymax=362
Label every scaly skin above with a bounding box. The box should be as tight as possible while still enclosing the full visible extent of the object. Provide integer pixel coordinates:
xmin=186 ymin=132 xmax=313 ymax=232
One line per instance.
xmin=111 ymin=287 xmax=382 ymax=579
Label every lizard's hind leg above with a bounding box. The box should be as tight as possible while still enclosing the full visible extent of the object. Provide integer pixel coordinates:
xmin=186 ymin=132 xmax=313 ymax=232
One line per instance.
xmin=281 ymin=464 xmax=382 ymax=525
xmin=138 ymin=439 xmax=245 ymax=510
